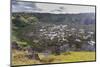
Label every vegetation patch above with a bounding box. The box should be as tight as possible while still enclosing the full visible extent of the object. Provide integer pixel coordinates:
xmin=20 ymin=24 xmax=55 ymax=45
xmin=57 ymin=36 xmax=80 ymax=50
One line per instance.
xmin=12 ymin=50 xmax=95 ymax=65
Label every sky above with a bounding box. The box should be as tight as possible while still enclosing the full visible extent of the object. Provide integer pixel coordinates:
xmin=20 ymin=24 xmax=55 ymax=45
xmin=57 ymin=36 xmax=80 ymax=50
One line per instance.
xmin=12 ymin=0 xmax=95 ymax=14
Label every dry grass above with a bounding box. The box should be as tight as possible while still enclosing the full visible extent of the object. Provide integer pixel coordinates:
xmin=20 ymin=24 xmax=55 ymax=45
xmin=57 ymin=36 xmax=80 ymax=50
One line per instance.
xmin=12 ymin=50 xmax=96 ymax=66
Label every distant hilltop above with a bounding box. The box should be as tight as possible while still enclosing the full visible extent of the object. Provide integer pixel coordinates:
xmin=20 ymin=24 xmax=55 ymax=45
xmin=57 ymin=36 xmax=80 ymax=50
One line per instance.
xmin=12 ymin=12 xmax=95 ymax=25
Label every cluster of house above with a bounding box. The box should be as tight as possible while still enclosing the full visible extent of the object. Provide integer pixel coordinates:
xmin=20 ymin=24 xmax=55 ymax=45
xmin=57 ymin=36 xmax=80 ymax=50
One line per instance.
xmin=38 ymin=24 xmax=95 ymax=51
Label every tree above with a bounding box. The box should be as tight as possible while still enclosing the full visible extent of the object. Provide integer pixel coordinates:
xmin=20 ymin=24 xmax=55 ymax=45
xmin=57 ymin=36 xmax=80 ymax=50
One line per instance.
xmin=12 ymin=13 xmax=41 ymax=60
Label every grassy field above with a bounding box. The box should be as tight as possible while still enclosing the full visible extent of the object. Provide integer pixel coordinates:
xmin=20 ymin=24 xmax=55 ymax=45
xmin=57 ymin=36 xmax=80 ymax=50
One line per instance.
xmin=12 ymin=50 xmax=95 ymax=66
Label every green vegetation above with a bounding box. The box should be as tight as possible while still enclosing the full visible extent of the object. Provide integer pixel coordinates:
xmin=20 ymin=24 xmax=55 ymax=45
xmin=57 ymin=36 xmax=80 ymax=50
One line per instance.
xmin=12 ymin=13 xmax=39 ymax=48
